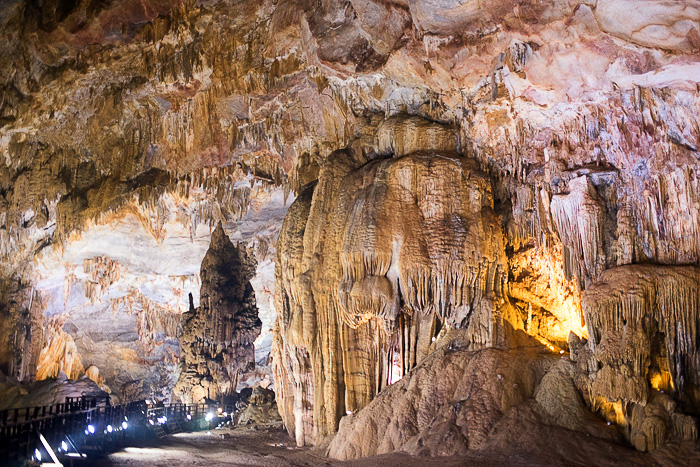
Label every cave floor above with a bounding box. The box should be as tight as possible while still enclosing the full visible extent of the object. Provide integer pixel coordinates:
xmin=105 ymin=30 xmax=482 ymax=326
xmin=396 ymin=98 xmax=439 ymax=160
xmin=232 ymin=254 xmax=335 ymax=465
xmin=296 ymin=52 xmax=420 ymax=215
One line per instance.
xmin=64 ymin=425 xmax=545 ymax=467
xmin=66 ymin=425 xmax=700 ymax=467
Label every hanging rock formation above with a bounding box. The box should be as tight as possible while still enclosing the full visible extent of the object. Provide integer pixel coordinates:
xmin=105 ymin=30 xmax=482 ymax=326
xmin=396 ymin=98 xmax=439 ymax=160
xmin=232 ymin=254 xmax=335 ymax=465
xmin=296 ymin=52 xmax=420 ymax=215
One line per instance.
xmin=272 ymin=139 xmax=574 ymax=445
xmin=571 ymin=264 xmax=700 ymax=451
xmin=174 ymin=223 xmax=261 ymax=403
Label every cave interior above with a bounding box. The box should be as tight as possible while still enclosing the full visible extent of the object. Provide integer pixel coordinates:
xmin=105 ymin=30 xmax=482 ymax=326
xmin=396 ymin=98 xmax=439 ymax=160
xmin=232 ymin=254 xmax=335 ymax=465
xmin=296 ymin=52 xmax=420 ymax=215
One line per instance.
xmin=2 ymin=0 xmax=700 ymax=465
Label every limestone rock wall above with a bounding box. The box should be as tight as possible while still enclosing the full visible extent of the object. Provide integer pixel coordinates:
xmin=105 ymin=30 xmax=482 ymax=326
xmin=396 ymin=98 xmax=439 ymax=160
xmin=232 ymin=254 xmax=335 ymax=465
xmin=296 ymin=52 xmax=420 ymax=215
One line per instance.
xmin=0 ymin=273 xmax=43 ymax=382
xmin=174 ymin=223 xmax=261 ymax=403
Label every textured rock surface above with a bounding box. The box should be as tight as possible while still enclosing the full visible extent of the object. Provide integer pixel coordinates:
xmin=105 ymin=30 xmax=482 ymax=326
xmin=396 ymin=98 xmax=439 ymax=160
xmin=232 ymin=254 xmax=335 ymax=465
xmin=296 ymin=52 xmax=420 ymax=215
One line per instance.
xmin=0 ymin=371 xmax=108 ymax=411
xmin=0 ymin=0 xmax=700 ymax=461
xmin=173 ymin=223 xmax=261 ymax=403
xmin=236 ymin=386 xmax=283 ymax=427
xmin=0 ymin=273 xmax=43 ymax=381
xmin=572 ymin=264 xmax=700 ymax=451
xmin=273 ymin=147 xmax=536 ymax=445
xmin=328 ymin=330 xmax=616 ymax=459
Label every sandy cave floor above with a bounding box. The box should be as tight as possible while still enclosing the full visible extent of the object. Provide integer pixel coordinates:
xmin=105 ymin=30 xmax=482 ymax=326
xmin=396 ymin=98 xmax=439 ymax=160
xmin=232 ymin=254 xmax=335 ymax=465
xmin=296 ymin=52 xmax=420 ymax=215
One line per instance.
xmin=63 ymin=424 xmax=700 ymax=467
xmin=65 ymin=425 xmax=570 ymax=467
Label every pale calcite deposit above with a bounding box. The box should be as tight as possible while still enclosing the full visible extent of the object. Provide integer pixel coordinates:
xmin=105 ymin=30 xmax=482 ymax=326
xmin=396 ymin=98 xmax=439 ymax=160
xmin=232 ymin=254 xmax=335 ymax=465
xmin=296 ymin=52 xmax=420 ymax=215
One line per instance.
xmin=327 ymin=330 xmax=619 ymax=460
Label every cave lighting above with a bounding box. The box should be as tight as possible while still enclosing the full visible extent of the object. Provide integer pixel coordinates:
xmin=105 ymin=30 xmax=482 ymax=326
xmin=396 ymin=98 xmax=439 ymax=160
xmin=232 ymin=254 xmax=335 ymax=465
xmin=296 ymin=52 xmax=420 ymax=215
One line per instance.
xmin=388 ymin=351 xmax=403 ymax=385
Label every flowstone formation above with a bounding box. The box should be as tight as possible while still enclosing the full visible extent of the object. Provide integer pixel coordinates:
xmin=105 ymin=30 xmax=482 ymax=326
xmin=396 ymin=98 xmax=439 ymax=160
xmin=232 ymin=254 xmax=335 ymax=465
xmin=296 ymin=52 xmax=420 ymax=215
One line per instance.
xmin=174 ymin=223 xmax=261 ymax=403
xmin=273 ymin=145 xmax=521 ymax=445
xmin=573 ymin=265 xmax=700 ymax=451
xmin=327 ymin=330 xmax=620 ymax=461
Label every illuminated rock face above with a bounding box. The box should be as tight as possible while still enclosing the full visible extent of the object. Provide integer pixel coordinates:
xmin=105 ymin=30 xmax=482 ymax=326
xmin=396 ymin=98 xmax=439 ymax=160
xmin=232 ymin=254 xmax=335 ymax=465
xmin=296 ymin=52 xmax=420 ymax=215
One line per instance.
xmin=173 ymin=223 xmax=261 ymax=403
xmin=273 ymin=148 xmax=514 ymax=445
xmin=1 ymin=0 xmax=700 ymax=460
xmin=573 ymin=265 xmax=700 ymax=451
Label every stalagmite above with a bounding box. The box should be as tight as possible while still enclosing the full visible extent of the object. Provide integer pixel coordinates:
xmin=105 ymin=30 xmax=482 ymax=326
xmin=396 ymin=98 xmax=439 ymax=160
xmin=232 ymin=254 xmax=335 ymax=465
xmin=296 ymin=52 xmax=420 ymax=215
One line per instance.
xmin=174 ymin=223 xmax=261 ymax=402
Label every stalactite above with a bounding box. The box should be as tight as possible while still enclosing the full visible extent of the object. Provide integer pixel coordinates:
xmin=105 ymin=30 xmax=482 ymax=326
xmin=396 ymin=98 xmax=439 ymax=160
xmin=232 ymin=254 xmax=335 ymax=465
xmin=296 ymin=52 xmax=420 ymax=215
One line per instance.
xmin=83 ymin=256 xmax=122 ymax=304
xmin=35 ymin=317 xmax=84 ymax=381
xmin=550 ymin=176 xmax=606 ymax=288
xmin=573 ymin=264 xmax=700 ymax=450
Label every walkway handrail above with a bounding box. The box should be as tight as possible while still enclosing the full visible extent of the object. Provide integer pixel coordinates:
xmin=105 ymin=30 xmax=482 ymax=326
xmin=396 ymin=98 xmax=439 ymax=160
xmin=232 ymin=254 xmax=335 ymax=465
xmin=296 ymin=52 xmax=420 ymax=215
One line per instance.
xmin=0 ymin=396 xmax=230 ymax=465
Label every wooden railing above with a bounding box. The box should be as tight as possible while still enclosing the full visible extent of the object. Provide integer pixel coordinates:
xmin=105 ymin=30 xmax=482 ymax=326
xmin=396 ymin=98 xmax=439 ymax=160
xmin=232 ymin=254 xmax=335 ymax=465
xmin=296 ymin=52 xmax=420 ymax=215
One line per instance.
xmin=0 ymin=396 xmax=227 ymax=465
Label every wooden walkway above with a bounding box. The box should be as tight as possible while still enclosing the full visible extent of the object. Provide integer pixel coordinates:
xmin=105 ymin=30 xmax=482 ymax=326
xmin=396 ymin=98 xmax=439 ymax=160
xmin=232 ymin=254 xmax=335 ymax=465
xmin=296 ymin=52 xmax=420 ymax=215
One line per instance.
xmin=0 ymin=396 xmax=223 ymax=465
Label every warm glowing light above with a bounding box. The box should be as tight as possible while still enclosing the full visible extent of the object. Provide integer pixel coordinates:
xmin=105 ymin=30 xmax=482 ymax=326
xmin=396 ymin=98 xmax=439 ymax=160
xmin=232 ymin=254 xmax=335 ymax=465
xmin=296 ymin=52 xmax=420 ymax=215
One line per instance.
xmin=388 ymin=350 xmax=403 ymax=385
